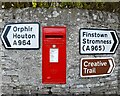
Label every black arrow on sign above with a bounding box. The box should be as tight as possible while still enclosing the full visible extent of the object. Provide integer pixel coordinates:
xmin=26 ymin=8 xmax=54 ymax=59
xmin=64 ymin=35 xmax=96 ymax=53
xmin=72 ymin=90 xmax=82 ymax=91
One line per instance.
xmin=110 ymin=32 xmax=117 ymax=52
xmin=3 ymin=26 xmax=11 ymax=47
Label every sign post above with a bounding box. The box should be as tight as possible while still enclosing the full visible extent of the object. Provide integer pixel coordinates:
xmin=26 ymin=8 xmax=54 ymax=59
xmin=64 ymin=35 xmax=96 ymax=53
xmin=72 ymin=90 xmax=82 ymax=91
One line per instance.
xmin=1 ymin=22 xmax=40 ymax=49
xmin=80 ymin=58 xmax=115 ymax=77
xmin=80 ymin=28 xmax=119 ymax=54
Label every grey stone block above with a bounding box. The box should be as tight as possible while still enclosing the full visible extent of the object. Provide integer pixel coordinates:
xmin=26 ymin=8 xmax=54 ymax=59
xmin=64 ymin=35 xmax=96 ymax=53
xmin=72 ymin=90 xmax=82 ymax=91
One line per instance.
xmin=2 ymin=76 xmax=11 ymax=84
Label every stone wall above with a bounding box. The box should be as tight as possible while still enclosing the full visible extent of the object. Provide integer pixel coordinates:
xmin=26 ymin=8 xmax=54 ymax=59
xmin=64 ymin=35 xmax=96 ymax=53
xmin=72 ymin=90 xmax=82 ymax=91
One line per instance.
xmin=0 ymin=8 xmax=120 ymax=95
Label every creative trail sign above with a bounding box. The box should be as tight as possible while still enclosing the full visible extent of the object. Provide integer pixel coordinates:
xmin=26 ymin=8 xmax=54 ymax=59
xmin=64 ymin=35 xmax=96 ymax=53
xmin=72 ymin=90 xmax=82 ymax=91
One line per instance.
xmin=80 ymin=28 xmax=119 ymax=54
xmin=1 ymin=22 xmax=40 ymax=49
xmin=80 ymin=58 xmax=115 ymax=77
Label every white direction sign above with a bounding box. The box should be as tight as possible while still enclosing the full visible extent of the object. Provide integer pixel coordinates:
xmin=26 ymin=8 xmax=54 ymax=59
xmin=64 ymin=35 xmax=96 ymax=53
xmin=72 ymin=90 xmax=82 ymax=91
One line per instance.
xmin=1 ymin=22 xmax=40 ymax=49
xmin=80 ymin=28 xmax=119 ymax=54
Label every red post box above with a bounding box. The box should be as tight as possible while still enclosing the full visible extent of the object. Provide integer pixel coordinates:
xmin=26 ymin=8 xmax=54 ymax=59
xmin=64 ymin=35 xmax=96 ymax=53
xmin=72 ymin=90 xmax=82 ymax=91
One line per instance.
xmin=42 ymin=26 xmax=66 ymax=84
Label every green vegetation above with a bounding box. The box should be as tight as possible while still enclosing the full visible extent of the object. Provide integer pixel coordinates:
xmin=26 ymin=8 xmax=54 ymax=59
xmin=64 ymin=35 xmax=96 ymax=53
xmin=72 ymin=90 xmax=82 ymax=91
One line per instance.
xmin=1 ymin=2 xmax=120 ymax=13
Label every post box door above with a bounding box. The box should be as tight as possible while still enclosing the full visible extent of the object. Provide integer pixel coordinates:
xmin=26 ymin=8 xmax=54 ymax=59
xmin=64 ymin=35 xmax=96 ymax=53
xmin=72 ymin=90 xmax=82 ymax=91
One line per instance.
xmin=42 ymin=27 xmax=66 ymax=84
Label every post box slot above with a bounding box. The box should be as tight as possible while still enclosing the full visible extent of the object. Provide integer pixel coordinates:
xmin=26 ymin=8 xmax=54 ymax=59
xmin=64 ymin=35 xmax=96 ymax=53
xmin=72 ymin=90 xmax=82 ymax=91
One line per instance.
xmin=45 ymin=35 xmax=63 ymax=38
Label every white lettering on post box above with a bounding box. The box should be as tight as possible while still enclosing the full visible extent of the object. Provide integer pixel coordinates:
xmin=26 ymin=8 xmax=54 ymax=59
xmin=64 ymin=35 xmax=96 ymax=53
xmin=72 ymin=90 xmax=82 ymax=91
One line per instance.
xmin=50 ymin=48 xmax=58 ymax=63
